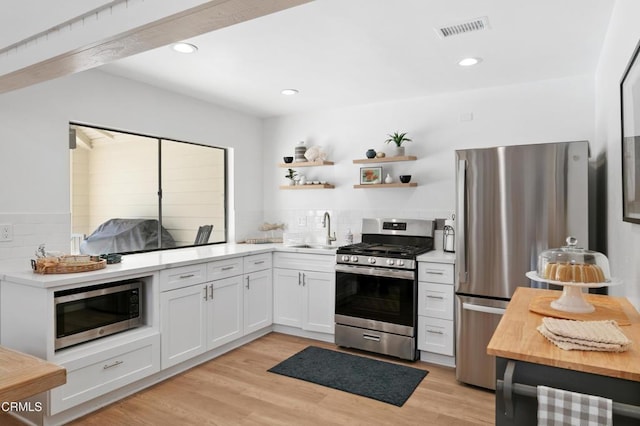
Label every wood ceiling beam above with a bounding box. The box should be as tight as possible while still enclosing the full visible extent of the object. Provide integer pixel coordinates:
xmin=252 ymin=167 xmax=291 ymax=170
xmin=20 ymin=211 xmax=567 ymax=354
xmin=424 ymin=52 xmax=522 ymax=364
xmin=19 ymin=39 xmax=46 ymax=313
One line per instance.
xmin=0 ymin=0 xmax=311 ymax=94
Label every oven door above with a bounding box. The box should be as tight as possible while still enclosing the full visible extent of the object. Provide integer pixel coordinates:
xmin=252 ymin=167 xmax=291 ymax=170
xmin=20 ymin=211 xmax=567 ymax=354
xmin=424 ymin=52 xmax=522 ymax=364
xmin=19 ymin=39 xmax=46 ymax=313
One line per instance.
xmin=335 ymin=263 xmax=417 ymax=337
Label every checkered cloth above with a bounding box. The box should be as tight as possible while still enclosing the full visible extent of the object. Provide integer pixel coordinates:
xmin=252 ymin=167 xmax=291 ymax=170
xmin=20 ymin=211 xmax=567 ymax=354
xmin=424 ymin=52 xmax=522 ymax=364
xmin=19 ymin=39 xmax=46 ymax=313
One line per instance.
xmin=537 ymin=385 xmax=612 ymax=425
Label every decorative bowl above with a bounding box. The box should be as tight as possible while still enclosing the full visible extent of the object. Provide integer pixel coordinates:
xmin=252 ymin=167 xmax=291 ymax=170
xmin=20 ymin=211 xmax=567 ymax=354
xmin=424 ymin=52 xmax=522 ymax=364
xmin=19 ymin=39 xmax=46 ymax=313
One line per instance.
xmin=283 ymin=156 xmax=294 ymax=163
xmin=399 ymin=175 xmax=412 ymax=183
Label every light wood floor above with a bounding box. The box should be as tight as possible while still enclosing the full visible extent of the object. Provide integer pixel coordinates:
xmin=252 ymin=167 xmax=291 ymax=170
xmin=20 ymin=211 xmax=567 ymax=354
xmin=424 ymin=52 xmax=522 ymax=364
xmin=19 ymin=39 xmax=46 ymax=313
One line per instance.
xmin=5 ymin=332 xmax=495 ymax=425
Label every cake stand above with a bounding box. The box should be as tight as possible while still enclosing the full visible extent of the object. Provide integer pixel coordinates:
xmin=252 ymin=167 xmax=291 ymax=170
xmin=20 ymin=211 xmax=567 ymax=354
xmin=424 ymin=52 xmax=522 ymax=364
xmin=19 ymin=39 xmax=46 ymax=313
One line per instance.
xmin=525 ymin=271 xmax=621 ymax=313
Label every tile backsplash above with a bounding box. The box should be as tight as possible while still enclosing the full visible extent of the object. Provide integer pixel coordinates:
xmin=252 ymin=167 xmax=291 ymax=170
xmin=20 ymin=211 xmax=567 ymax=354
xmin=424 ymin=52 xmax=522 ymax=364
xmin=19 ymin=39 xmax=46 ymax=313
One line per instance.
xmin=0 ymin=213 xmax=70 ymax=262
xmin=263 ymin=208 xmax=453 ymax=249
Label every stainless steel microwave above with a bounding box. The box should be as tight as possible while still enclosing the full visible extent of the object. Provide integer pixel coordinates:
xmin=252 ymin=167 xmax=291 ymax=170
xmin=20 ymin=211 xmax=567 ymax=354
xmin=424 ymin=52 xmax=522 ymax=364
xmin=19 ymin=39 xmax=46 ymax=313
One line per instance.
xmin=54 ymin=280 xmax=143 ymax=350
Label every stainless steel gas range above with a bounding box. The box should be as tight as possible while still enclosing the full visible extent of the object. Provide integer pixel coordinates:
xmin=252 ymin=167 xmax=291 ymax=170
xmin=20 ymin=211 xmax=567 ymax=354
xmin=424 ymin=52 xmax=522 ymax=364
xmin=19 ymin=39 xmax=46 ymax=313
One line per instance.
xmin=334 ymin=218 xmax=434 ymax=360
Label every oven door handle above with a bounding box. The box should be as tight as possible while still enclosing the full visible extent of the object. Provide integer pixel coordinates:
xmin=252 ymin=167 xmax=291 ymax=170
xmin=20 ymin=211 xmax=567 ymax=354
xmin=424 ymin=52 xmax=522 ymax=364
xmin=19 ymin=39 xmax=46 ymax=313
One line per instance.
xmin=335 ymin=263 xmax=415 ymax=280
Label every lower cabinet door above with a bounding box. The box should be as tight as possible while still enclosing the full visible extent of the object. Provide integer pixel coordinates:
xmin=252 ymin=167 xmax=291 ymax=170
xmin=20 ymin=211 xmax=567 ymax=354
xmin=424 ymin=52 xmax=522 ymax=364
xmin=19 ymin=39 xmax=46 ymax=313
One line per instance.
xmin=160 ymin=284 xmax=207 ymax=369
xmin=208 ymin=276 xmax=243 ymax=349
xmin=273 ymin=268 xmax=303 ymax=328
xmin=244 ymin=270 xmax=273 ymax=334
xmin=303 ymin=270 xmax=335 ymax=334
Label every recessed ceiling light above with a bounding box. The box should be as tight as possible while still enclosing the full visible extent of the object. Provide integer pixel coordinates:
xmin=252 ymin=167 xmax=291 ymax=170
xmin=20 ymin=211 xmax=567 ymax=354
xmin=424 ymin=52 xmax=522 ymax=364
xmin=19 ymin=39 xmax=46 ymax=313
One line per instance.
xmin=281 ymin=89 xmax=299 ymax=96
xmin=458 ymin=57 xmax=482 ymax=67
xmin=171 ymin=42 xmax=198 ymax=54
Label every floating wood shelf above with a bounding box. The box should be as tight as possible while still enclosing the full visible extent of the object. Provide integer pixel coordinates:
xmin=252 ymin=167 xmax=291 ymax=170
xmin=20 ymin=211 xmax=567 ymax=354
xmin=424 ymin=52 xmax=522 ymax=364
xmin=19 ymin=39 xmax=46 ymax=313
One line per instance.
xmin=353 ymin=183 xmax=417 ymax=189
xmin=278 ymin=160 xmax=334 ymax=167
xmin=280 ymin=184 xmax=335 ymax=190
xmin=352 ymin=156 xmax=416 ymax=164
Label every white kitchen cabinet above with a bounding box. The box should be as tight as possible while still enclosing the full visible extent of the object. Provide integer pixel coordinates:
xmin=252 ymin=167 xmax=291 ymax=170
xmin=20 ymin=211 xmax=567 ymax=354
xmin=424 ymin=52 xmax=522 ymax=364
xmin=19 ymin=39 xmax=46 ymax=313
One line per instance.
xmin=160 ymin=283 xmax=207 ymax=368
xmin=50 ymin=334 xmax=160 ymax=414
xmin=207 ymin=275 xmax=243 ymax=348
xmin=243 ymin=268 xmax=273 ymax=334
xmin=417 ymin=259 xmax=455 ymax=367
xmin=161 ymin=253 xmax=273 ymax=368
xmin=273 ymin=252 xmax=335 ymax=335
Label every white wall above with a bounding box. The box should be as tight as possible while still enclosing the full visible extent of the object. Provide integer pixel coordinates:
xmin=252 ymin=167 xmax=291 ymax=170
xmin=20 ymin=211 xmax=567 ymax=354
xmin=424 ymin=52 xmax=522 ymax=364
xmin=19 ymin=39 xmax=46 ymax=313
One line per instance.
xmin=262 ymin=75 xmax=596 ymax=245
xmin=594 ymin=0 xmax=640 ymax=306
xmin=0 ymin=69 xmax=263 ymax=261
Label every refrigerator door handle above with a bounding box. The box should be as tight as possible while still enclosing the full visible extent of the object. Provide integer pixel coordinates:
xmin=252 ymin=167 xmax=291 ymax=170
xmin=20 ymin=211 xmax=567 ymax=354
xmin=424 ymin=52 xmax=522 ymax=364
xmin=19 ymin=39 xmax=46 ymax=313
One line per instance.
xmin=457 ymin=159 xmax=468 ymax=284
xmin=462 ymin=302 xmax=506 ymax=316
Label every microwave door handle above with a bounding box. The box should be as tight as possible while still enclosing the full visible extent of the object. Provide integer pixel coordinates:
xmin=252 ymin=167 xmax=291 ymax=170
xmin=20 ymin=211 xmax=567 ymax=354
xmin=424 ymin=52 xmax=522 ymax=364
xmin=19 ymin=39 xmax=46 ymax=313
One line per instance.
xmin=457 ymin=159 xmax=468 ymax=284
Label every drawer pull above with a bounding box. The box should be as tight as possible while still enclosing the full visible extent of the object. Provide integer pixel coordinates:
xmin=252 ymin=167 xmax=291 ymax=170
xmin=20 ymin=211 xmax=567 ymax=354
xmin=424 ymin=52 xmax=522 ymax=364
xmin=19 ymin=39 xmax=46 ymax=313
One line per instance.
xmin=427 ymin=295 xmax=444 ymax=300
xmin=425 ymin=270 xmax=444 ymax=275
xmin=427 ymin=329 xmax=444 ymax=335
xmin=362 ymin=333 xmax=381 ymax=342
xmin=179 ymin=274 xmax=195 ymax=279
xmin=253 ymin=260 xmax=265 ymax=265
xmin=103 ymin=360 xmax=123 ymax=370
xmin=221 ymin=266 xmax=235 ymax=271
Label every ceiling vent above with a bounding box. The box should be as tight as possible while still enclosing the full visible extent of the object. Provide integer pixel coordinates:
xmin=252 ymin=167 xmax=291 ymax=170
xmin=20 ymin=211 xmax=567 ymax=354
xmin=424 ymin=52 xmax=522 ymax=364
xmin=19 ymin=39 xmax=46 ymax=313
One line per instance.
xmin=436 ymin=16 xmax=490 ymax=39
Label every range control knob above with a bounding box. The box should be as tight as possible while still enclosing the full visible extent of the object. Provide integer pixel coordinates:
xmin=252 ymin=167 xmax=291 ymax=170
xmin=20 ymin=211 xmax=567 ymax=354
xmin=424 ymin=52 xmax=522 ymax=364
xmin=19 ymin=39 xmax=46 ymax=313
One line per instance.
xmin=368 ymin=257 xmax=376 ymax=264
xmin=341 ymin=255 xmax=350 ymax=262
xmin=397 ymin=260 xmax=405 ymax=267
xmin=350 ymin=256 xmax=358 ymax=263
xmin=387 ymin=259 xmax=395 ymax=266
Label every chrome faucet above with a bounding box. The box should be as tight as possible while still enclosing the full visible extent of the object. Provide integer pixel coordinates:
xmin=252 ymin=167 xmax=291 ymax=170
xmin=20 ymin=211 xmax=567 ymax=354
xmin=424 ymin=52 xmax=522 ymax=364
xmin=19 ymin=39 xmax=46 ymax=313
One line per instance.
xmin=322 ymin=211 xmax=337 ymax=246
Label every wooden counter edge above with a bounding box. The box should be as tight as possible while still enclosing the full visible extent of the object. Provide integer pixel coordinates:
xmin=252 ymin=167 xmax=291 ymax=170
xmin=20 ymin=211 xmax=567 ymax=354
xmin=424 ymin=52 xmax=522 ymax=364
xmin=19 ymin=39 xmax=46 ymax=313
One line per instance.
xmin=0 ymin=346 xmax=66 ymax=403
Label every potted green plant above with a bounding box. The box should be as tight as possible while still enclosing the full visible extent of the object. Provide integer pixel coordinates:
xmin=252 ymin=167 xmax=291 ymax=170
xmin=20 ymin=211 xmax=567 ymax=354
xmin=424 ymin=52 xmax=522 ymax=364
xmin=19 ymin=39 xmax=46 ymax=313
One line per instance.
xmin=385 ymin=131 xmax=412 ymax=156
xmin=285 ymin=168 xmax=298 ymax=186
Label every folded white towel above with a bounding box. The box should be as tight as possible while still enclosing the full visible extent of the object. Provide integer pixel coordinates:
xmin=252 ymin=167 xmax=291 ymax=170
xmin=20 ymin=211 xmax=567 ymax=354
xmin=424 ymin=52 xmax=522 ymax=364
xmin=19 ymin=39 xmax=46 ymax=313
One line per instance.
xmin=537 ymin=318 xmax=631 ymax=352
xmin=537 ymin=385 xmax=612 ymax=426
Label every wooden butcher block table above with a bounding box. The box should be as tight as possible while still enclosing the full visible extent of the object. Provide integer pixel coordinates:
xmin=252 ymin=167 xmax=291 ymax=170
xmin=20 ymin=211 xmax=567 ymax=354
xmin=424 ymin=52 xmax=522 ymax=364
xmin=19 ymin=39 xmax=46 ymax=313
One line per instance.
xmin=0 ymin=345 xmax=66 ymax=403
xmin=487 ymin=287 xmax=640 ymax=425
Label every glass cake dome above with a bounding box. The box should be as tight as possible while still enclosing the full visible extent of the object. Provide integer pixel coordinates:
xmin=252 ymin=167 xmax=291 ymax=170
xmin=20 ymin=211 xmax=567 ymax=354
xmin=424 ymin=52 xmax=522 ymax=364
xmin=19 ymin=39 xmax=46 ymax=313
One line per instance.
xmin=526 ymin=237 xmax=619 ymax=313
xmin=536 ymin=237 xmax=611 ymax=284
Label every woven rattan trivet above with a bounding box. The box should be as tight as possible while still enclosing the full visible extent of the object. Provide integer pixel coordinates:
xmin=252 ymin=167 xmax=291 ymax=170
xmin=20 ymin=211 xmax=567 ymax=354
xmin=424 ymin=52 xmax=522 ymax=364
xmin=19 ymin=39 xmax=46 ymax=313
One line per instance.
xmin=529 ymin=293 xmax=631 ymax=326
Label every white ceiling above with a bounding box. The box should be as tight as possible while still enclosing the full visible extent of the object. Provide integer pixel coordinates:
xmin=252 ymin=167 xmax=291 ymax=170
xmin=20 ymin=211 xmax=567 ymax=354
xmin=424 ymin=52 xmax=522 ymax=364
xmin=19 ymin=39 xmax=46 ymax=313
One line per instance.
xmin=10 ymin=1 xmax=617 ymax=118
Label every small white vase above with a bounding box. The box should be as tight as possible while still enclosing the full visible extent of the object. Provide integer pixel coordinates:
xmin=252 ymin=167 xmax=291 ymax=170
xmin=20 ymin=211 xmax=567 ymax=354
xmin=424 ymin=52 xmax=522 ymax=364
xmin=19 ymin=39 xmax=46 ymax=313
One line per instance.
xmin=384 ymin=173 xmax=393 ymax=184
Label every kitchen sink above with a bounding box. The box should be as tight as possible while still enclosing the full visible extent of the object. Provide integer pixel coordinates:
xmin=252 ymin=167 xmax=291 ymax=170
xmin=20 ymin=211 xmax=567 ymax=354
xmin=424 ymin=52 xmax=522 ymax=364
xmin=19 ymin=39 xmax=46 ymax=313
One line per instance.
xmin=286 ymin=244 xmax=337 ymax=250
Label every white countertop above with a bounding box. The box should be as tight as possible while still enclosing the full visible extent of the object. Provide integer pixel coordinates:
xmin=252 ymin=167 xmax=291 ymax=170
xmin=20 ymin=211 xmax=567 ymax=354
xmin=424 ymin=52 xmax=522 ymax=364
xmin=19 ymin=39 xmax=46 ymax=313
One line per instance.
xmin=0 ymin=243 xmax=337 ymax=289
xmin=416 ymin=250 xmax=456 ymax=264
xmin=0 ymin=244 xmax=456 ymax=289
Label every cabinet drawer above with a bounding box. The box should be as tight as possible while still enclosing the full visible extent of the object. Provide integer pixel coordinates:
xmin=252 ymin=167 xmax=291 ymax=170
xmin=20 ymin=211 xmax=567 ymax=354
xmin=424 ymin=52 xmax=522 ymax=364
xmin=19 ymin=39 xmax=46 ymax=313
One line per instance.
xmin=418 ymin=282 xmax=454 ymax=320
xmin=273 ymin=252 xmax=335 ymax=272
xmin=418 ymin=262 xmax=454 ymax=284
xmin=208 ymin=257 xmax=244 ymax=280
xmin=243 ymin=253 xmax=272 ymax=274
xmin=417 ymin=317 xmax=454 ymax=356
xmin=50 ymin=334 xmax=160 ymax=414
xmin=160 ymin=263 xmax=207 ymax=292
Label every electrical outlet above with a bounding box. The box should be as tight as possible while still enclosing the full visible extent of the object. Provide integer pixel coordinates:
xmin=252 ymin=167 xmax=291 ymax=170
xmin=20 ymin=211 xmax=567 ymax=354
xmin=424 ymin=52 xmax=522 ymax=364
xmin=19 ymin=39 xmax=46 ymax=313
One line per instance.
xmin=0 ymin=224 xmax=13 ymax=242
xmin=297 ymin=216 xmax=307 ymax=227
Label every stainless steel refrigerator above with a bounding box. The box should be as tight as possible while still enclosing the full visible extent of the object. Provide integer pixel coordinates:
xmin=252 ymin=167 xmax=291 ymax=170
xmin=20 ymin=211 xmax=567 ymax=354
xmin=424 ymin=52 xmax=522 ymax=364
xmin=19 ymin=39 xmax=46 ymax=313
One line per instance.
xmin=454 ymin=141 xmax=589 ymax=390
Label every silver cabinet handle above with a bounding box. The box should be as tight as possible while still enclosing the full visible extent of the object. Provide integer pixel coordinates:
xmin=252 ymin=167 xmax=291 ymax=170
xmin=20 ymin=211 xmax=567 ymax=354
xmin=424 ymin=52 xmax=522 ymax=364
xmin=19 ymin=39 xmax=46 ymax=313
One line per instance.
xmin=302 ymin=272 xmax=306 ymax=286
xmin=203 ymin=285 xmax=208 ymax=301
xmin=298 ymin=272 xmax=302 ymax=286
xmin=179 ymin=273 xmax=195 ymax=279
xmin=425 ymin=270 xmax=444 ymax=275
xmin=221 ymin=266 xmax=234 ymax=271
xmin=246 ymin=276 xmax=250 ymax=289
xmin=103 ymin=360 xmax=123 ymax=370
xmin=209 ymin=283 xmax=213 ymax=300
xmin=254 ymin=260 xmax=265 ymax=265
xmin=427 ymin=329 xmax=444 ymax=335
xmin=426 ymin=295 xmax=444 ymax=300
